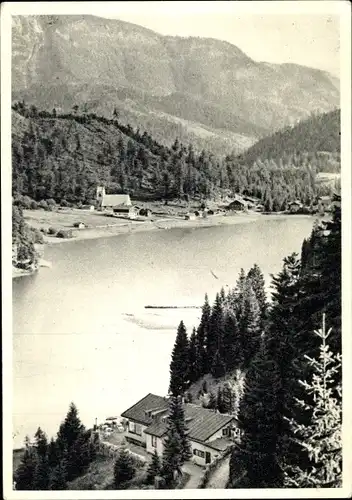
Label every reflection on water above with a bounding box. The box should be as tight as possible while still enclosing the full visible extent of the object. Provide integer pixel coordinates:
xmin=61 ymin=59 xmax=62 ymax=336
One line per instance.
xmin=12 ymin=217 xmax=315 ymax=446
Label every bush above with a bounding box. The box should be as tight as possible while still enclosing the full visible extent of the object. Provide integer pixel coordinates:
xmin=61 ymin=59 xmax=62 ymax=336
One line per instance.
xmin=38 ymin=200 xmax=49 ymax=210
xmin=32 ymin=228 xmax=44 ymax=244
xmin=48 ymin=227 xmax=58 ymax=235
xmin=56 ymin=229 xmax=73 ymax=239
xmin=60 ymin=199 xmax=69 ymax=207
xmin=30 ymin=200 xmax=39 ymax=210
xmin=14 ymin=195 xmax=33 ymax=209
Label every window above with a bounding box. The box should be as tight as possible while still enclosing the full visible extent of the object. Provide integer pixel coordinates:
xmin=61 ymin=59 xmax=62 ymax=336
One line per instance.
xmin=222 ymin=428 xmax=229 ymax=437
xmin=193 ymin=449 xmax=205 ymax=458
xmin=151 ymin=435 xmax=157 ymax=448
xmin=129 ymin=421 xmax=142 ymax=436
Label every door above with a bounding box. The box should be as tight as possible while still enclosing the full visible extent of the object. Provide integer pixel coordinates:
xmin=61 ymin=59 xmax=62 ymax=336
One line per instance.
xmin=205 ymin=451 xmax=211 ymax=464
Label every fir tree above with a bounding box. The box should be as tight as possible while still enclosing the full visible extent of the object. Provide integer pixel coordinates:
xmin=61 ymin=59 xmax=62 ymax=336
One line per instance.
xmin=188 ymin=328 xmax=198 ymax=383
xmin=241 ymin=284 xmax=261 ymax=366
xmin=47 ymin=438 xmax=59 ymax=468
xmin=33 ymin=456 xmax=50 ymax=490
xmin=15 ymin=437 xmax=37 ymax=490
xmin=211 ymin=348 xmax=226 ymax=379
xmin=113 ymin=448 xmax=136 ymax=488
xmin=34 ymin=427 xmax=48 ymax=459
xmin=56 ymin=402 xmax=90 ymax=481
xmin=229 ymin=343 xmax=283 ymax=488
xmin=207 ymin=391 xmax=217 ymax=410
xmin=49 ymin=460 xmax=67 ymax=490
xmin=146 ymin=450 xmax=161 ymax=485
xmin=169 ymin=321 xmax=190 ymax=396
xmin=223 ymin=312 xmax=242 ymax=371
xmin=247 ymin=263 xmax=268 ymax=329
xmin=283 ymin=316 xmax=342 ymax=488
xmin=161 ymin=425 xmax=183 ymax=487
xmin=196 ymin=294 xmax=211 ymax=376
xmin=217 ymin=387 xmax=226 ymax=414
xmin=208 ymin=293 xmax=225 ymax=369
xmin=161 ymin=396 xmax=191 ymax=486
xmin=221 ymin=383 xmax=234 ymax=414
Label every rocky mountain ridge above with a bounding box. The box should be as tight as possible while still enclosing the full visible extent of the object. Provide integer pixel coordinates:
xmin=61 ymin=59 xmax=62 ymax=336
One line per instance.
xmin=12 ymin=15 xmax=340 ymax=155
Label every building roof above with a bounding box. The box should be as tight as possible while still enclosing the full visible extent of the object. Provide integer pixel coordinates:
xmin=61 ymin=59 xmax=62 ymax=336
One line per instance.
xmin=102 ymin=194 xmax=131 ymax=207
xmin=228 ymin=198 xmax=247 ymax=208
xmin=113 ymin=204 xmax=133 ymax=211
xmin=120 ymin=393 xmax=169 ymax=426
xmin=207 ymin=437 xmax=233 ymax=452
xmin=183 ymin=405 xmax=235 ymax=442
xmin=143 ymin=401 xmax=235 ymax=443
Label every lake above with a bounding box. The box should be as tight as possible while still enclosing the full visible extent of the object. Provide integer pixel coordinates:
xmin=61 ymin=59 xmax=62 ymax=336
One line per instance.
xmin=12 ymin=216 xmax=315 ymax=447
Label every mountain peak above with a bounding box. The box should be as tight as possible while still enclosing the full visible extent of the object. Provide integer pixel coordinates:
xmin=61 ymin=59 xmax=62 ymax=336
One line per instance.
xmin=12 ymin=15 xmax=339 ymax=155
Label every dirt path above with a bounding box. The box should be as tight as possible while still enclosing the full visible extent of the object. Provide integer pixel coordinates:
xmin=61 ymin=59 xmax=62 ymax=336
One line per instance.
xmin=206 ymin=456 xmax=230 ymax=489
xmin=182 ymin=461 xmax=204 ymax=489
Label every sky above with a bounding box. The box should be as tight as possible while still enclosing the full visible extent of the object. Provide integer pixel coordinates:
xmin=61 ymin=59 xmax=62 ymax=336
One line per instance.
xmin=94 ymin=1 xmax=341 ymax=77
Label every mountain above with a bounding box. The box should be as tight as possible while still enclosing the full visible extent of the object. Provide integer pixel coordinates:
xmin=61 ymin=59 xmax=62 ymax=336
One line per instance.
xmin=235 ymin=109 xmax=341 ymax=172
xmin=12 ymin=15 xmax=339 ymax=155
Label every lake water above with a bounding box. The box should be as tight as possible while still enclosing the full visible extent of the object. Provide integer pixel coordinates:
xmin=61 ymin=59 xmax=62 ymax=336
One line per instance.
xmin=12 ymin=216 xmax=315 ymax=447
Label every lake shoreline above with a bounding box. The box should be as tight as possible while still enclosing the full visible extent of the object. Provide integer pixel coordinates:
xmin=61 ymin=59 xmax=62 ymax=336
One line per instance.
xmin=40 ymin=212 xmax=315 ymax=245
xmin=12 ymin=212 xmax=316 ymax=279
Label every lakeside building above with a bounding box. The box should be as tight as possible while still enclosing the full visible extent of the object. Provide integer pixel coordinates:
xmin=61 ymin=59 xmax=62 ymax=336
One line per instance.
xmin=121 ymin=393 xmax=238 ymax=467
xmin=288 ymin=200 xmax=304 ymax=213
xmin=227 ymin=198 xmax=248 ymax=211
xmin=96 ymin=186 xmax=132 ymax=210
xmin=113 ymin=205 xmax=139 ymax=219
xmin=96 ymin=186 xmax=138 ymax=218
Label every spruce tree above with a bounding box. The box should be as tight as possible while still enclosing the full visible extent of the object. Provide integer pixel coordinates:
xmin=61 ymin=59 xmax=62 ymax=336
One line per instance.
xmin=188 ymin=328 xmax=198 ymax=383
xmin=47 ymin=438 xmax=59 ymax=468
xmin=283 ymin=316 xmax=342 ymax=488
xmin=229 ymin=343 xmax=283 ymax=488
xmin=217 ymin=387 xmax=226 ymax=414
xmin=113 ymin=448 xmax=136 ymax=488
xmin=34 ymin=427 xmax=48 ymax=459
xmin=49 ymin=460 xmax=67 ymax=490
xmin=161 ymin=425 xmax=183 ymax=487
xmin=208 ymin=293 xmax=225 ymax=369
xmin=15 ymin=437 xmax=37 ymax=490
xmin=196 ymin=294 xmax=211 ymax=375
xmin=207 ymin=391 xmax=217 ymax=410
xmin=241 ymin=284 xmax=261 ymax=366
xmin=223 ymin=312 xmax=242 ymax=371
xmin=56 ymin=402 xmax=90 ymax=481
xmin=33 ymin=457 xmax=50 ymax=490
xmin=211 ymin=348 xmax=226 ymax=379
xmin=161 ymin=396 xmax=191 ymax=486
xmin=221 ymin=383 xmax=234 ymax=414
xmin=146 ymin=450 xmax=161 ymax=485
xmin=247 ymin=263 xmax=268 ymax=329
xmin=169 ymin=321 xmax=190 ymax=396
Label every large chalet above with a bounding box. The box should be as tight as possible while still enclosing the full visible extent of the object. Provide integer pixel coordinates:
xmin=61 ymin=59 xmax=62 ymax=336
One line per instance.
xmin=121 ymin=393 xmax=239 ymax=466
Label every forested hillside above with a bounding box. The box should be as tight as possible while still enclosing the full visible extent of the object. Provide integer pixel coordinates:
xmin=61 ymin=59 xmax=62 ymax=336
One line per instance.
xmin=12 ymin=16 xmax=339 ymax=155
xmin=12 ymin=103 xmax=338 ymax=210
xmin=168 ymin=196 xmax=342 ymax=487
xmin=12 ymin=206 xmax=43 ymax=271
xmin=234 ymin=109 xmax=340 ymax=172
